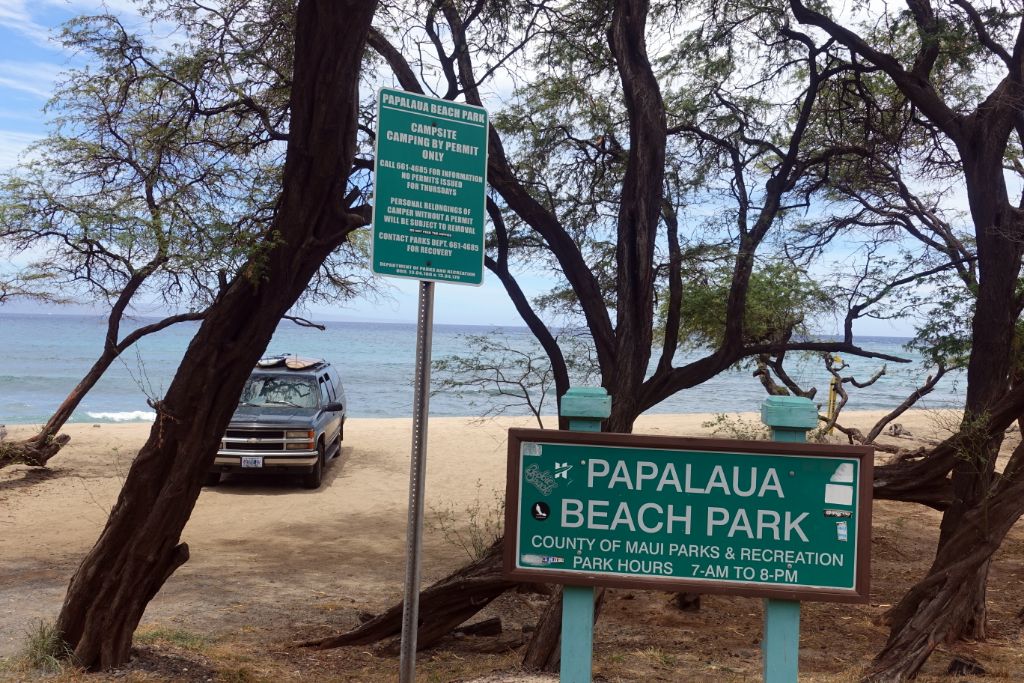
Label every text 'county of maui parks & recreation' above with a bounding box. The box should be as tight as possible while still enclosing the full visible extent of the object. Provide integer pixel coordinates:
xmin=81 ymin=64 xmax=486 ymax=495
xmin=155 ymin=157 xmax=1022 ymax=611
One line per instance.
xmin=372 ymin=88 xmax=489 ymax=285
xmin=504 ymin=429 xmax=873 ymax=602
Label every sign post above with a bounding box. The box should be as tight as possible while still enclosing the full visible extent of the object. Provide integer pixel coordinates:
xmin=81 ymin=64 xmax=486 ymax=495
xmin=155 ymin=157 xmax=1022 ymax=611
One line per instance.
xmin=760 ymin=396 xmax=819 ymax=683
xmin=559 ymin=387 xmax=612 ymax=683
xmin=372 ymin=87 xmax=488 ymax=683
xmin=397 ymin=278 xmax=434 ymax=683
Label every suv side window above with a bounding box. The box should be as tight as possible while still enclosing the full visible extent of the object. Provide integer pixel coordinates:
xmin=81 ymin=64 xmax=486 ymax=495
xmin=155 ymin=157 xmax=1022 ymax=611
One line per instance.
xmin=329 ymin=369 xmax=344 ymax=400
xmin=319 ymin=377 xmax=331 ymax=406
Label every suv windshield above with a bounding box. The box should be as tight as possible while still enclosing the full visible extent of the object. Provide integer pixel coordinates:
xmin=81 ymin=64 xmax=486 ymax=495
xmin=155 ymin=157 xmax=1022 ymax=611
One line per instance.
xmin=240 ymin=374 xmax=319 ymax=409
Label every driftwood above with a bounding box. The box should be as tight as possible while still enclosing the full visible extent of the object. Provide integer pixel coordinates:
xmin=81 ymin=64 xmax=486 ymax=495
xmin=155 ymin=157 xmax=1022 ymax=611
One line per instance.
xmin=0 ymin=433 xmax=71 ymax=469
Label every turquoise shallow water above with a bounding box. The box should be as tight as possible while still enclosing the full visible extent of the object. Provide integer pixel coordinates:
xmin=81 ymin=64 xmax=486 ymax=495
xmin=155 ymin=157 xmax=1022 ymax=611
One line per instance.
xmin=0 ymin=312 xmax=963 ymax=424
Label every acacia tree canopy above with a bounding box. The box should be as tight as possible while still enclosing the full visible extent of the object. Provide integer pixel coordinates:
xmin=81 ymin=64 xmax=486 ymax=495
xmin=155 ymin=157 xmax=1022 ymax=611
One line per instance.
xmin=368 ymin=0 xmax=913 ymax=437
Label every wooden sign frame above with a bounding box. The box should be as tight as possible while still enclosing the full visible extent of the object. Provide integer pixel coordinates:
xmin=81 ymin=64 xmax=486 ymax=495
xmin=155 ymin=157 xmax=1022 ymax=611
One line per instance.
xmin=504 ymin=428 xmax=873 ymax=603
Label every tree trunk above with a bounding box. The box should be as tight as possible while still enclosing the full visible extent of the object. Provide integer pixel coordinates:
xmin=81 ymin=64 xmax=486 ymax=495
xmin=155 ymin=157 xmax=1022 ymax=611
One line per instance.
xmin=520 ymin=586 xmax=606 ymax=672
xmin=39 ymin=351 xmax=117 ymax=438
xmin=301 ymin=540 xmax=515 ymax=652
xmin=520 ymin=587 xmax=563 ymax=671
xmin=52 ymin=1 xmax=376 ymax=669
xmin=607 ymin=0 xmax=666 ymax=432
xmin=925 ymin=140 xmax=1024 ymax=639
xmin=864 ymin=442 xmax=1024 ymax=681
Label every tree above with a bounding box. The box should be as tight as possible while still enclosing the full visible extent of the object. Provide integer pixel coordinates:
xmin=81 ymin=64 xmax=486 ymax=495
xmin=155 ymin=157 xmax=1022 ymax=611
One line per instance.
xmin=0 ymin=8 xmax=371 ymax=469
xmin=786 ymin=0 xmax=1024 ymax=676
xmin=664 ymin=257 xmax=834 ymax=350
xmin=51 ymin=0 xmax=377 ymax=668
xmin=746 ymin=251 xmax=961 ymax=449
xmin=0 ymin=274 xmax=66 ymax=304
xmin=432 ymin=330 xmax=596 ymax=428
xmin=376 ymin=0 xmax=905 ymax=424
xmin=306 ymin=0 xmax=927 ymax=669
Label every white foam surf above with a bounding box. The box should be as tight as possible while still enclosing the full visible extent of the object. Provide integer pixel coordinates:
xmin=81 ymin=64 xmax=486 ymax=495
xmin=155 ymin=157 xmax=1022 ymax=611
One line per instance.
xmin=86 ymin=411 xmax=157 ymax=422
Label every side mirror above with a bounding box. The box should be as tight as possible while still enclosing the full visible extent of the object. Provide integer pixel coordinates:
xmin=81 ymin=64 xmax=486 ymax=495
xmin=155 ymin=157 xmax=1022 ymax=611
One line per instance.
xmin=324 ymin=401 xmax=344 ymax=413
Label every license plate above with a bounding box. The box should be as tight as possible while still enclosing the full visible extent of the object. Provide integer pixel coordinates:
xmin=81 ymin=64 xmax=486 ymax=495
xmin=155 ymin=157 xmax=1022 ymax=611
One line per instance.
xmin=241 ymin=456 xmax=263 ymax=468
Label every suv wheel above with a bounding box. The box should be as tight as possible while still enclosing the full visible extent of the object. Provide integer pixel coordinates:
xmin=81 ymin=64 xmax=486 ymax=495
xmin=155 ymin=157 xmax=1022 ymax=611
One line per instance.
xmin=302 ymin=442 xmax=324 ymax=489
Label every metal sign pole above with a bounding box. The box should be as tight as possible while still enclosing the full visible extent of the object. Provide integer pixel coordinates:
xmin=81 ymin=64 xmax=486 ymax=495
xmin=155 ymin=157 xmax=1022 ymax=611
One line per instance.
xmin=399 ymin=279 xmax=435 ymax=683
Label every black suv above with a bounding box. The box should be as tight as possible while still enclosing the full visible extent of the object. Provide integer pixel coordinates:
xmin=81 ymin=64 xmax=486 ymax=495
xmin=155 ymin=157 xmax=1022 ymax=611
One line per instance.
xmin=206 ymin=356 xmax=346 ymax=489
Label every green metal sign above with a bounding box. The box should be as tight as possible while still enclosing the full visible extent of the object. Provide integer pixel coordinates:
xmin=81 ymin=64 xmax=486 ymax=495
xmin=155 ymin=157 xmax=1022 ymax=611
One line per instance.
xmin=372 ymin=88 xmax=489 ymax=285
xmin=504 ymin=429 xmax=872 ymax=602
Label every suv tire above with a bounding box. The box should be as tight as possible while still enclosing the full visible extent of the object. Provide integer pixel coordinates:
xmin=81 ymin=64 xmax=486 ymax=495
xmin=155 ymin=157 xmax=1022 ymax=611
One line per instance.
xmin=204 ymin=472 xmax=222 ymax=487
xmin=302 ymin=442 xmax=324 ymax=489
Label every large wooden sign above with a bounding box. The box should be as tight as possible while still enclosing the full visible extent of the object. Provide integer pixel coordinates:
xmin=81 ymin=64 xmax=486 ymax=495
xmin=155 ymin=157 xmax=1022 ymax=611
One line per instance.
xmin=504 ymin=429 xmax=872 ymax=602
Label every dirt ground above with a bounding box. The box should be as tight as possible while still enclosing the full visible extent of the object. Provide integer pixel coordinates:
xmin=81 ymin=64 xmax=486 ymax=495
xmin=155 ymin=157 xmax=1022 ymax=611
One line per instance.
xmin=1 ymin=412 xmax=1023 ymax=682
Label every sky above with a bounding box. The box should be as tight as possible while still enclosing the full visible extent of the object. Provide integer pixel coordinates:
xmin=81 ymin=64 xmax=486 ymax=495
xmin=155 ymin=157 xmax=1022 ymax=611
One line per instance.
xmin=0 ymin=0 xmax=547 ymax=327
xmin=0 ymin=1 xmax=913 ymax=335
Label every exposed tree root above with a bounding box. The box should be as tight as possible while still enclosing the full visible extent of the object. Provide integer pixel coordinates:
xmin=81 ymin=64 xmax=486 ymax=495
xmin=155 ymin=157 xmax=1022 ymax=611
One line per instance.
xmin=300 ymin=540 xmax=516 ymax=652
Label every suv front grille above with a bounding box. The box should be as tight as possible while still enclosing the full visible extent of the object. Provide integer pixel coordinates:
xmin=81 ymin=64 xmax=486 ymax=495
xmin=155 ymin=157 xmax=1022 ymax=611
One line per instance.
xmin=222 ymin=429 xmax=288 ymax=452
xmin=226 ymin=429 xmax=285 ymax=440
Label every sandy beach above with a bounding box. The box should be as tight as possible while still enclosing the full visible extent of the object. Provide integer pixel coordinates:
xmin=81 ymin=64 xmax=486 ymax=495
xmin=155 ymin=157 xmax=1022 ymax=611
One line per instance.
xmin=2 ymin=410 xmax=1023 ymax=681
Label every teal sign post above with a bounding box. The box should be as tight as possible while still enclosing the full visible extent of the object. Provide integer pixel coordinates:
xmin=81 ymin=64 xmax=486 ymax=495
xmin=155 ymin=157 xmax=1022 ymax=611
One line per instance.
xmin=372 ymin=88 xmax=489 ymax=285
xmin=504 ymin=428 xmax=872 ymax=602
xmin=558 ymin=387 xmax=612 ymax=683
xmin=760 ymin=395 xmax=820 ymax=683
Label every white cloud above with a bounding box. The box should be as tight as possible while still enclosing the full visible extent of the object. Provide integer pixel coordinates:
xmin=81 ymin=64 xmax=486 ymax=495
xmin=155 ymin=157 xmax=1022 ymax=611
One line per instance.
xmin=0 ymin=129 xmax=42 ymax=170
xmin=0 ymin=1 xmax=53 ymax=47
xmin=0 ymin=60 xmax=63 ymax=99
xmin=39 ymin=0 xmax=142 ymax=14
xmin=0 ymin=0 xmax=151 ymax=50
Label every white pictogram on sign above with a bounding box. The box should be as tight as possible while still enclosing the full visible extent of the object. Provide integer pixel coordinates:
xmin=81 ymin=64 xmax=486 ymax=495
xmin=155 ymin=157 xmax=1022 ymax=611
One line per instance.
xmin=824 ymin=463 xmax=855 ymax=506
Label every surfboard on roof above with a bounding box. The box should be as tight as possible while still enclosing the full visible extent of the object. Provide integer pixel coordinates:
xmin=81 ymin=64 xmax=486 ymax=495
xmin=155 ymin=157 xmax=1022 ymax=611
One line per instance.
xmin=256 ymin=355 xmax=323 ymax=370
xmin=284 ymin=356 xmax=322 ymax=370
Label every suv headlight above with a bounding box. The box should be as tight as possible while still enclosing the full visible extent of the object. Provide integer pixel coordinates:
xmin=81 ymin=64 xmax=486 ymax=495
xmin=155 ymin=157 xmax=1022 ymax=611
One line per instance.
xmin=285 ymin=429 xmax=315 ymax=450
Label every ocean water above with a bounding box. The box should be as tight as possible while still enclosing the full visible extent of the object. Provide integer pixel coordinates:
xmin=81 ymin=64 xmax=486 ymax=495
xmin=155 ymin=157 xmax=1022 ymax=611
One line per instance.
xmin=0 ymin=312 xmax=963 ymax=425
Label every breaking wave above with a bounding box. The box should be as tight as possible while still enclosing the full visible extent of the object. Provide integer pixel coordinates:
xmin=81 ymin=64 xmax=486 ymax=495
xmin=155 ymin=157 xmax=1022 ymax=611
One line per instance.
xmin=86 ymin=411 xmax=157 ymax=422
